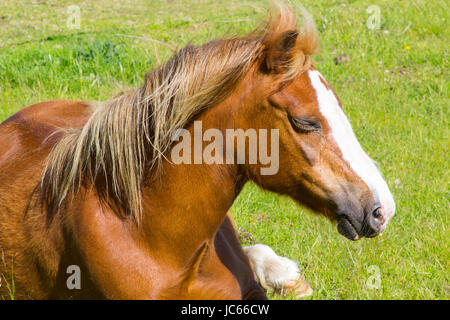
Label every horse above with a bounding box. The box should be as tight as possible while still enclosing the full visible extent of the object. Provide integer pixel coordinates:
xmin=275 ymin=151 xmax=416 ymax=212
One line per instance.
xmin=0 ymin=3 xmax=395 ymax=299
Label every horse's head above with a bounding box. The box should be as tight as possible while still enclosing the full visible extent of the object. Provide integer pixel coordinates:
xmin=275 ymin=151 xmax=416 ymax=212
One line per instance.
xmin=238 ymin=11 xmax=395 ymax=240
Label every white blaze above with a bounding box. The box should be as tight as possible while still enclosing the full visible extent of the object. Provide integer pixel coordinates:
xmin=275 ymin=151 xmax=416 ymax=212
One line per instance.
xmin=308 ymin=70 xmax=395 ymax=229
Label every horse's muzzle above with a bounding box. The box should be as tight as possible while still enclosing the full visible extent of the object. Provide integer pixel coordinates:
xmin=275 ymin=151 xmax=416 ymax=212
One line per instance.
xmin=337 ymin=217 xmax=360 ymax=241
xmin=338 ymin=207 xmax=385 ymax=241
xmin=361 ymin=207 xmax=385 ymax=238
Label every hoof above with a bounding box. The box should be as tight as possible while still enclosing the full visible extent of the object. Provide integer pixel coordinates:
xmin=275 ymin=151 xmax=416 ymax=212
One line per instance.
xmin=283 ymin=279 xmax=313 ymax=299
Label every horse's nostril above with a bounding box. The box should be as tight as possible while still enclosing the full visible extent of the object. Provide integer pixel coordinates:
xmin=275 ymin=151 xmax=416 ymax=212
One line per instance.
xmin=373 ymin=208 xmax=382 ymax=218
xmin=360 ymin=208 xmax=384 ymax=238
xmin=372 ymin=207 xmax=385 ymax=224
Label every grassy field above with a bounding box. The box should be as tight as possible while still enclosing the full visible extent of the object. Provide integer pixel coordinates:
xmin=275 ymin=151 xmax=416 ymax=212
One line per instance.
xmin=0 ymin=0 xmax=448 ymax=299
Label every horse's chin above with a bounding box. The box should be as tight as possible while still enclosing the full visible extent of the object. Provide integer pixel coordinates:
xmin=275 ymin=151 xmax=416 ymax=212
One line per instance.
xmin=337 ymin=217 xmax=360 ymax=241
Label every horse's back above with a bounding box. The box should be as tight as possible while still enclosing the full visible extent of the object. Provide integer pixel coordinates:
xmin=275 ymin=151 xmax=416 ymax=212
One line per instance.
xmin=0 ymin=100 xmax=91 ymax=299
xmin=0 ymin=100 xmax=91 ymax=201
xmin=0 ymin=100 xmax=91 ymax=157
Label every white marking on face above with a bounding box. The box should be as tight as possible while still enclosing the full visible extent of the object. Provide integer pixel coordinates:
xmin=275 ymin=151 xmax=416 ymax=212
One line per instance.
xmin=308 ymin=70 xmax=395 ymax=230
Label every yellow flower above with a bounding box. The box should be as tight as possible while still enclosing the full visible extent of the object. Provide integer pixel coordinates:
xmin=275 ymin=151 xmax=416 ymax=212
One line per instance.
xmin=405 ymin=45 xmax=411 ymax=50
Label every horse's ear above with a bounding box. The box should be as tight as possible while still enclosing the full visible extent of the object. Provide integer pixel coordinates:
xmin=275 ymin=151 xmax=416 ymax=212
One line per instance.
xmin=261 ymin=30 xmax=299 ymax=74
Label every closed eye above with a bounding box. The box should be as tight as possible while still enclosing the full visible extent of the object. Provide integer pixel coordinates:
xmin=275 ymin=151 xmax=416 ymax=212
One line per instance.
xmin=288 ymin=115 xmax=321 ymax=133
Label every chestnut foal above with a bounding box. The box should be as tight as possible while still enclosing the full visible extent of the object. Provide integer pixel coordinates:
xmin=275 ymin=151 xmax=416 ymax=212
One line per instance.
xmin=0 ymin=4 xmax=394 ymax=299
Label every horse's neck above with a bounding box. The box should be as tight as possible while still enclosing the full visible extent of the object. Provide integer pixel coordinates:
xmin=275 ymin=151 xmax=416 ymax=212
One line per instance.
xmin=139 ymin=102 xmax=246 ymax=266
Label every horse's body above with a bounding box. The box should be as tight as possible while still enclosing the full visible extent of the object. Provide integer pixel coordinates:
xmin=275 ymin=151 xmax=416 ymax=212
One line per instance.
xmin=0 ymin=100 xmax=265 ymax=299
xmin=0 ymin=3 xmax=395 ymax=299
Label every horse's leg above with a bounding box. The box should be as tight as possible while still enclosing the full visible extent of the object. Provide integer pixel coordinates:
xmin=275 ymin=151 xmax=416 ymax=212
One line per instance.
xmin=219 ymin=211 xmax=312 ymax=298
xmin=214 ymin=213 xmax=268 ymax=300
xmin=71 ymin=196 xmax=246 ymax=299
xmin=243 ymin=244 xmax=313 ymax=298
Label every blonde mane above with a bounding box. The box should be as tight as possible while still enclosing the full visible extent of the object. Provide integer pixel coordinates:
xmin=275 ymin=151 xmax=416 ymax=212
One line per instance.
xmin=40 ymin=2 xmax=318 ymax=223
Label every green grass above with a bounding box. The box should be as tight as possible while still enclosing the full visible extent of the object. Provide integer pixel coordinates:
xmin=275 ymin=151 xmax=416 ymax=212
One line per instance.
xmin=0 ymin=0 xmax=448 ymax=299
xmin=1 ymin=251 xmax=16 ymax=300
